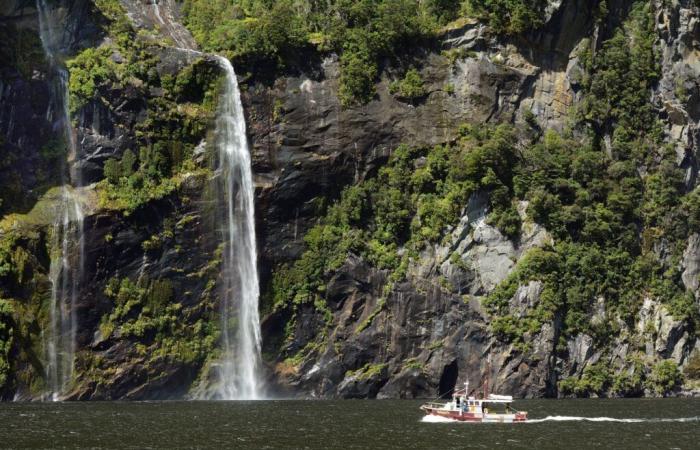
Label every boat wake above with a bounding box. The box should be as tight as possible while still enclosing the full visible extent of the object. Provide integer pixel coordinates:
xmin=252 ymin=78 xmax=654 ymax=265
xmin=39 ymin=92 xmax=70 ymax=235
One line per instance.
xmin=527 ymin=416 xmax=700 ymax=424
xmin=422 ymin=415 xmax=700 ymax=424
xmin=421 ymin=415 xmax=459 ymax=423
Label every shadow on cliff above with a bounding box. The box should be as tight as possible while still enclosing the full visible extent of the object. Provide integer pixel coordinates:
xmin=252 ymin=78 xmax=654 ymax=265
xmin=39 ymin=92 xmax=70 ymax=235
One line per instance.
xmin=509 ymin=0 xmax=637 ymax=73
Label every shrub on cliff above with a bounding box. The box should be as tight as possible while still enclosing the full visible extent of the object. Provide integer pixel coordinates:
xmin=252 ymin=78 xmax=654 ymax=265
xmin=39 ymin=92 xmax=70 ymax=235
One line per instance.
xmin=100 ymin=277 xmax=217 ymax=365
xmin=0 ymin=25 xmax=46 ymax=78
xmin=67 ymin=45 xmax=119 ymax=114
xmin=646 ymin=360 xmax=683 ymax=396
xmin=182 ymin=0 xmax=458 ymax=106
xmin=389 ymin=68 xmax=426 ymax=102
xmin=270 ymin=124 xmax=523 ymax=311
xmin=0 ymin=299 xmax=14 ymax=391
xmin=462 ymin=0 xmax=549 ymax=35
xmin=685 ymin=352 xmax=700 ymax=380
xmin=559 ymin=362 xmax=613 ymax=397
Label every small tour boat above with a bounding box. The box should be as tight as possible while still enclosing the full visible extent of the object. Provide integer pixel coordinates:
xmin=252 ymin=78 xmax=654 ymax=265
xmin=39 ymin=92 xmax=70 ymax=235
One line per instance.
xmin=420 ymin=380 xmax=528 ymax=423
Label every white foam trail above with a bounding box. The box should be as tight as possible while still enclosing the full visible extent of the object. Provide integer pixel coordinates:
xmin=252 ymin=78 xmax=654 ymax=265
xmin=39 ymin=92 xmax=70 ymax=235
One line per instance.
xmin=421 ymin=415 xmax=458 ymax=423
xmin=527 ymin=416 xmax=700 ymax=424
xmin=422 ymin=415 xmax=700 ymax=424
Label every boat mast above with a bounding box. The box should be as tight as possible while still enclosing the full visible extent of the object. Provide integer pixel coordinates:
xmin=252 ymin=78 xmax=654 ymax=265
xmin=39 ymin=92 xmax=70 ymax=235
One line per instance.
xmin=483 ymin=354 xmax=491 ymax=399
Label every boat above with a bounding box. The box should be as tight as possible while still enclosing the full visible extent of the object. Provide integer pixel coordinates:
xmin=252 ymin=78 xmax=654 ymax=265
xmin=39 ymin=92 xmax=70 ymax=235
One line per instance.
xmin=420 ymin=379 xmax=528 ymax=423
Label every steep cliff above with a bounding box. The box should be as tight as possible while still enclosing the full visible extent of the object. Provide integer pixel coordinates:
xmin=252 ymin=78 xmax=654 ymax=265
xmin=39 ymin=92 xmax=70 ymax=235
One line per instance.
xmin=0 ymin=0 xmax=699 ymax=401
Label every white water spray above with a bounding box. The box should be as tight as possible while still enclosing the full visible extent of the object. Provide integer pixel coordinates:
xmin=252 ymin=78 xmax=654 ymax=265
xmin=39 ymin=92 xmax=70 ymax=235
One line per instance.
xmin=214 ymin=56 xmax=263 ymax=400
xmin=37 ymin=0 xmax=85 ymax=400
xmin=151 ymin=0 xmax=164 ymax=26
xmin=421 ymin=415 xmax=700 ymax=424
xmin=526 ymin=415 xmax=700 ymax=423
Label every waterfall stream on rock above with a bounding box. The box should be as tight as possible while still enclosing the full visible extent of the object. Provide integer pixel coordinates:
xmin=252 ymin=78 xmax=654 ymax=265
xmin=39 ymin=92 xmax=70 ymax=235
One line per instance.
xmin=37 ymin=0 xmax=85 ymax=400
xmin=214 ymin=56 xmax=263 ymax=400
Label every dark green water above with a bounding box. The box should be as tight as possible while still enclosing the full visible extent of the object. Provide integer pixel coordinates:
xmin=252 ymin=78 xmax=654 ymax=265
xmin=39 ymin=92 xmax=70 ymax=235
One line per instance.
xmin=1 ymin=399 xmax=699 ymax=449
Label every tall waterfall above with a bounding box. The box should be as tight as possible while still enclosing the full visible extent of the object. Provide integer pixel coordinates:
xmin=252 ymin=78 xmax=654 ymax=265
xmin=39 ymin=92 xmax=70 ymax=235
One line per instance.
xmin=37 ymin=0 xmax=85 ymax=400
xmin=214 ymin=56 xmax=263 ymax=400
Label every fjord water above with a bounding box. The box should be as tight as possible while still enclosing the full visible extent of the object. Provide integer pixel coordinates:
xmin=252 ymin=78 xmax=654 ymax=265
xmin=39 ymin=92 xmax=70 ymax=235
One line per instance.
xmin=1 ymin=399 xmax=698 ymax=449
xmin=214 ymin=56 xmax=263 ymax=400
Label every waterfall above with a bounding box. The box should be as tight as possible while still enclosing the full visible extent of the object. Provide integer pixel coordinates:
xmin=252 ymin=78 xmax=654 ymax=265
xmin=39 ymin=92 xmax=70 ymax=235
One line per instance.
xmin=46 ymin=189 xmax=84 ymax=400
xmin=151 ymin=0 xmax=165 ymax=26
xmin=37 ymin=0 xmax=85 ymax=400
xmin=214 ymin=56 xmax=263 ymax=400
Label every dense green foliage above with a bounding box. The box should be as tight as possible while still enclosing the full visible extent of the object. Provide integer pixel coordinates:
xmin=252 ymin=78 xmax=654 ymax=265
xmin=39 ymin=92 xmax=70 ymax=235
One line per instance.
xmin=182 ymin=0 xmax=458 ymax=105
xmin=480 ymin=7 xmax=700 ymax=385
xmin=487 ymin=3 xmax=697 ymax=347
xmin=558 ymin=357 xmax=651 ymax=397
xmin=546 ymin=354 xmax=682 ymax=398
xmin=67 ymin=46 xmax=119 ymax=115
xmin=461 ymin=0 xmax=549 ymax=35
xmin=0 ymin=299 xmax=13 ymax=390
xmin=685 ymin=352 xmax=700 ymax=380
xmin=179 ymin=0 xmax=565 ymax=105
xmin=389 ymin=68 xmax=427 ymax=102
xmin=0 ymin=24 xmax=46 ymax=79
xmin=0 ymin=231 xmax=48 ymax=396
xmin=270 ymin=2 xmax=698 ymax=395
xmin=271 ymin=123 xmax=521 ymax=312
xmin=99 ymin=277 xmax=218 ymax=366
xmin=69 ymin=1 xmax=220 ymax=214
xmin=646 ymin=359 xmax=684 ymax=395
xmin=180 ymin=0 xmax=557 ymax=105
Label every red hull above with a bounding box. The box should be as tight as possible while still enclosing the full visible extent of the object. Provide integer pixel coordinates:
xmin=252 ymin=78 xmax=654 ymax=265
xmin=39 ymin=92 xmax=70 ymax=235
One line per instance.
xmin=422 ymin=406 xmax=527 ymax=423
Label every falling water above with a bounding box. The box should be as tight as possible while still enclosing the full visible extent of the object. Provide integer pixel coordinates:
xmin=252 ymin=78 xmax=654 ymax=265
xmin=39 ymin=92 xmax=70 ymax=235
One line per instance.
xmin=214 ymin=56 xmax=262 ymax=400
xmin=151 ymin=0 xmax=164 ymax=26
xmin=37 ymin=0 xmax=85 ymax=400
xmin=150 ymin=0 xmax=190 ymax=49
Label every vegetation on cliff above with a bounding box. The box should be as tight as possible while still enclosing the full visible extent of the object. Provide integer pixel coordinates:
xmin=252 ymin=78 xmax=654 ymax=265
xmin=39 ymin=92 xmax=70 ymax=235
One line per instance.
xmin=0 ymin=230 xmax=49 ymax=397
xmin=269 ymin=123 xmax=522 ymax=316
xmin=0 ymin=299 xmax=14 ymax=391
xmin=269 ymin=1 xmax=696 ymax=396
xmin=96 ymin=54 xmax=220 ymax=214
xmin=97 ymin=277 xmax=218 ymax=366
xmin=2 ymin=0 xmax=698 ymax=400
xmin=66 ymin=1 xmax=220 ymax=214
xmin=181 ymin=0 xmax=554 ymax=106
xmin=461 ymin=0 xmax=550 ymax=35
xmin=0 ymin=0 xmax=227 ymax=397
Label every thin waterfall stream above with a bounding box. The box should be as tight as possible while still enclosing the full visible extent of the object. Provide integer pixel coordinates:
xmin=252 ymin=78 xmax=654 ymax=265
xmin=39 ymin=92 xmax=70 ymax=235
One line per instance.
xmin=38 ymin=0 xmax=262 ymax=400
xmin=36 ymin=0 xmax=85 ymax=400
xmin=213 ymin=55 xmax=263 ymax=400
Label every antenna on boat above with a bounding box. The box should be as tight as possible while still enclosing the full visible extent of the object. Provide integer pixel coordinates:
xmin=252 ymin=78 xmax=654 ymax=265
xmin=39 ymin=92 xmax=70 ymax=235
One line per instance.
xmin=483 ymin=354 xmax=491 ymax=399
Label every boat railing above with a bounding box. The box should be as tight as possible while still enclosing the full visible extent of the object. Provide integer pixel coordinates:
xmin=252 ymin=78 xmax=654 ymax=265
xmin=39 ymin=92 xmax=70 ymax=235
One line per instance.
xmin=421 ymin=402 xmax=447 ymax=410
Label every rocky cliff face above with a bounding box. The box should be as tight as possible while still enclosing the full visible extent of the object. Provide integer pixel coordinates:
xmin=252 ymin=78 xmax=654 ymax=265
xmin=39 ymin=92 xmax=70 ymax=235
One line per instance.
xmin=0 ymin=0 xmax=698 ymax=401
xmin=255 ymin=0 xmax=700 ymax=398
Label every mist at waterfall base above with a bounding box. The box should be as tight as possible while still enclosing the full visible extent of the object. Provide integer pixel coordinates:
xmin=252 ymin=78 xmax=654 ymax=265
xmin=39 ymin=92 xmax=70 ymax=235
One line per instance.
xmin=2 ymin=399 xmax=698 ymax=449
